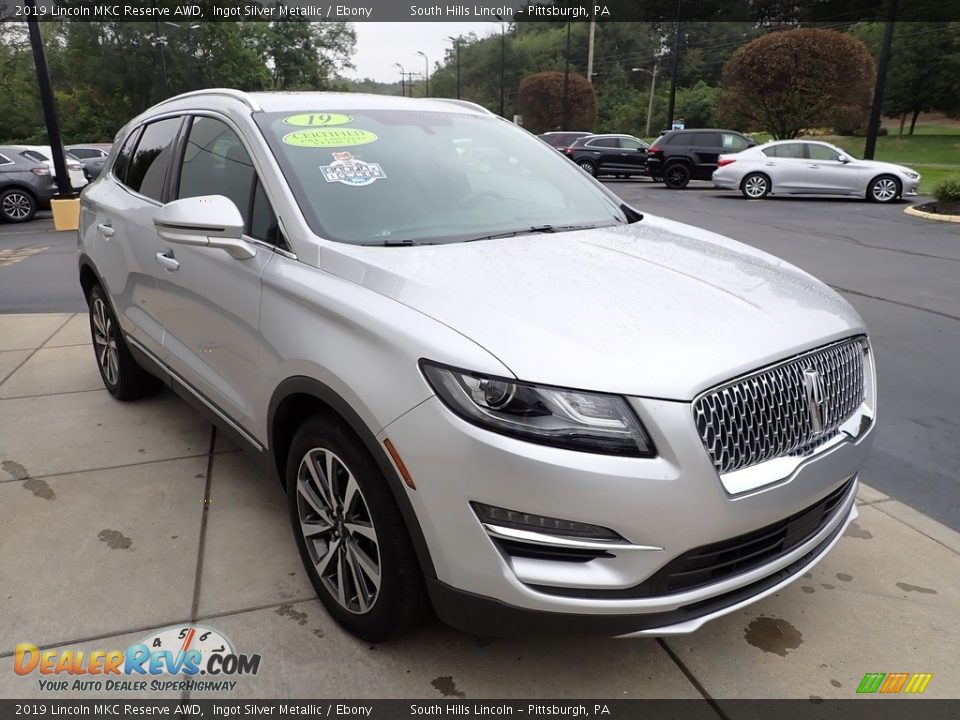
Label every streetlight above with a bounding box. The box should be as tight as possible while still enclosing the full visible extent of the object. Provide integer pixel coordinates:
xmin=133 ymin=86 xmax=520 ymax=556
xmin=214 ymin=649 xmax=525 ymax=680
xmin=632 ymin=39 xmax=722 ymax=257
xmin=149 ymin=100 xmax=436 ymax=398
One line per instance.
xmin=445 ymin=36 xmax=461 ymax=99
xmin=415 ymin=50 xmax=429 ymax=98
xmin=393 ymin=62 xmax=406 ymax=97
xmin=493 ymin=17 xmax=506 ymax=117
xmin=632 ymin=61 xmax=660 ymax=137
xmin=562 ymin=20 xmax=571 ymax=129
xmin=152 ymin=20 xmax=200 ymax=97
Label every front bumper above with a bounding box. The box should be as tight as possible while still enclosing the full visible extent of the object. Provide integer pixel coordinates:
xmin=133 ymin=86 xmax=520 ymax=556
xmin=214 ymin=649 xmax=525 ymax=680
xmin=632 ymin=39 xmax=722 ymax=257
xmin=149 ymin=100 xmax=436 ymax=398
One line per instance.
xmin=380 ymin=392 xmax=874 ymax=636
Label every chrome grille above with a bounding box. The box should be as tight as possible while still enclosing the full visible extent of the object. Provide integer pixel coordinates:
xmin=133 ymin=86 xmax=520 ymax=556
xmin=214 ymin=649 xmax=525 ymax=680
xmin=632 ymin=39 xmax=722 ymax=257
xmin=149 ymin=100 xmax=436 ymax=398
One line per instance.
xmin=693 ymin=338 xmax=866 ymax=475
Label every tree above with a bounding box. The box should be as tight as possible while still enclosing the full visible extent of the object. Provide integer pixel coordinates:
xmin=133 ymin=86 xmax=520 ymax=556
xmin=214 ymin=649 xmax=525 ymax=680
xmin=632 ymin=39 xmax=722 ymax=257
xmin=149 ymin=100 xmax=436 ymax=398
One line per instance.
xmin=517 ymin=71 xmax=596 ymax=133
xmin=716 ymin=28 xmax=875 ymax=139
xmin=851 ymin=22 xmax=960 ymax=135
xmin=677 ymin=81 xmax=716 ymax=128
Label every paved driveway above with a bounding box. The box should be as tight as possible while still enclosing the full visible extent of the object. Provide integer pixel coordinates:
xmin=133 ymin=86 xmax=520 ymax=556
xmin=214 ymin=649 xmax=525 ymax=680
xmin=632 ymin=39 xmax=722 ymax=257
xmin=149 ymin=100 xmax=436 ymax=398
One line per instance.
xmin=1 ymin=313 xmax=958 ymax=702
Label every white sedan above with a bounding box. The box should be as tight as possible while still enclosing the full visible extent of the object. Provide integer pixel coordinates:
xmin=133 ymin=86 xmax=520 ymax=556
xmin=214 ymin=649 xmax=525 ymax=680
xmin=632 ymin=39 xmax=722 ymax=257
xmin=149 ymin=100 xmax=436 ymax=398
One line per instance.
xmin=712 ymin=139 xmax=920 ymax=203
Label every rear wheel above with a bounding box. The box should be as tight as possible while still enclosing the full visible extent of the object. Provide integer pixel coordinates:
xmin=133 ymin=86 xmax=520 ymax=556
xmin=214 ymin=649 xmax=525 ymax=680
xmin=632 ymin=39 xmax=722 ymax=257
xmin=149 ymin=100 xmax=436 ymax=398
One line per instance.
xmin=287 ymin=415 xmax=426 ymax=641
xmin=577 ymin=160 xmax=597 ymax=176
xmin=0 ymin=188 xmax=36 ymax=223
xmin=741 ymin=173 xmax=771 ymax=199
xmin=88 ymin=284 xmax=162 ymax=400
xmin=867 ymin=175 xmax=900 ymax=203
xmin=664 ymin=164 xmax=691 ymax=189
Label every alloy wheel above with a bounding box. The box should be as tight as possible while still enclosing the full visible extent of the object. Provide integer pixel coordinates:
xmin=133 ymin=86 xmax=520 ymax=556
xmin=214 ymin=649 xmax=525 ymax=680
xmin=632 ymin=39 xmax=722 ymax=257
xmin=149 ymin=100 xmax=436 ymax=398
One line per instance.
xmin=872 ymin=178 xmax=898 ymax=202
xmin=578 ymin=161 xmax=596 ymax=175
xmin=296 ymin=447 xmax=382 ymax=614
xmin=91 ymin=297 xmax=119 ymax=386
xmin=1 ymin=191 xmax=32 ymax=221
xmin=667 ymin=167 xmax=689 ymax=186
xmin=744 ymin=175 xmax=768 ymax=198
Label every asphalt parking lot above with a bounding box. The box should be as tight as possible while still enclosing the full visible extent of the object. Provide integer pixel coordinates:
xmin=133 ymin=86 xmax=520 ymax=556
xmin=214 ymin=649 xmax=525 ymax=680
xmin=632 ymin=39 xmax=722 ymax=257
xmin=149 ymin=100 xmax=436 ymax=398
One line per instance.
xmin=1 ymin=184 xmax=958 ymax=703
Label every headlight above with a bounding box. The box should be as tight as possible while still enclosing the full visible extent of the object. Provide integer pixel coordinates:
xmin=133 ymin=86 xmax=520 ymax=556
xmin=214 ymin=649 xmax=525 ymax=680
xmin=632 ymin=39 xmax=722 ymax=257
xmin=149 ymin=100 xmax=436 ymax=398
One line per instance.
xmin=420 ymin=361 xmax=655 ymax=457
xmin=905 ymin=172 xmax=919 ymax=179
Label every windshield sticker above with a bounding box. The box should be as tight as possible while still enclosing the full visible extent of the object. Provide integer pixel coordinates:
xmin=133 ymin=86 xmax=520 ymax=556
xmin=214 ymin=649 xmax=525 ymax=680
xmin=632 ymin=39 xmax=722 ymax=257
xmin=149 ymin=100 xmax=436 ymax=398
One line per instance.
xmin=282 ymin=128 xmax=377 ymax=148
xmin=282 ymin=113 xmax=352 ymax=127
xmin=321 ymin=152 xmax=386 ymax=187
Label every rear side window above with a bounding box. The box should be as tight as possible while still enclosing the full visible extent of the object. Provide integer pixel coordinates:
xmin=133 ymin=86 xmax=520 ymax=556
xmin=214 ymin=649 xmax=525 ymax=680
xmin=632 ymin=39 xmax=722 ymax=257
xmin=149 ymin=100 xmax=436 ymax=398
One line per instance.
xmin=113 ymin=129 xmax=140 ymax=183
xmin=0 ymin=153 xmax=11 ymax=165
xmin=690 ymin=132 xmax=721 ymax=147
xmin=764 ymin=143 xmax=804 ymax=159
xmin=587 ymin=137 xmax=618 ymax=148
xmin=177 ymin=117 xmax=256 ymax=224
xmin=126 ymin=117 xmax=183 ymax=201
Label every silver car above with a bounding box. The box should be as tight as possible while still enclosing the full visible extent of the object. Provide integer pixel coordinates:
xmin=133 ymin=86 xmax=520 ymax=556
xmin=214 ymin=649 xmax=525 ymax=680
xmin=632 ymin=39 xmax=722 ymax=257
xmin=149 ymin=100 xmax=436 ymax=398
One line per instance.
xmin=78 ymin=90 xmax=876 ymax=641
xmin=713 ymin=139 xmax=920 ymax=202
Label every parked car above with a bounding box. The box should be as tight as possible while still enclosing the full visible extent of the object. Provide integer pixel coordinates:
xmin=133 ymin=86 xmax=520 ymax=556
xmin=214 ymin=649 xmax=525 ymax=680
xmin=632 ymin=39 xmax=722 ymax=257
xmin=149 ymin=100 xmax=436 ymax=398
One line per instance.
xmin=646 ymin=129 xmax=756 ymax=189
xmin=538 ymin=131 xmax=592 ymax=153
xmin=67 ymin=144 xmax=113 ymax=181
xmin=0 ymin=146 xmax=60 ymax=222
xmin=79 ymin=91 xmax=875 ymax=642
xmin=712 ymin=140 xmax=921 ymax=203
xmin=18 ymin=145 xmax=88 ymax=190
xmin=564 ymin=134 xmax=649 ymax=178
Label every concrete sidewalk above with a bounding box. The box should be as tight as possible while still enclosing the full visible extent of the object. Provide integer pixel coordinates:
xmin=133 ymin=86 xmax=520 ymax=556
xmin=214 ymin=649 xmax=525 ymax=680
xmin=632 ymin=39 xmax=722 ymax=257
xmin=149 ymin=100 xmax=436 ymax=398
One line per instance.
xmin=1 ymin=312 xmax=957 ymax=704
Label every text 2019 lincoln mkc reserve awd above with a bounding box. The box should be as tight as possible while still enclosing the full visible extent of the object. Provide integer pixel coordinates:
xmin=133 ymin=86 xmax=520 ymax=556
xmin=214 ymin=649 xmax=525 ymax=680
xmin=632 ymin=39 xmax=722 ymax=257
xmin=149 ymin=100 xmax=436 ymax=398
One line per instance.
xmin=78 ymin=90 xmax=876 ymax=641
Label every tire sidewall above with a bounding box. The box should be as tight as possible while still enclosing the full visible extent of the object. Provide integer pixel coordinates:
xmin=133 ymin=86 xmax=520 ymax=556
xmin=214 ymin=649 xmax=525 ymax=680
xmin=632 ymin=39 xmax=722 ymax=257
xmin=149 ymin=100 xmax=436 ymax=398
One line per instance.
xmin=88 ymin=285 xmax=122 ymax=395
xmin=664 ymin=164 xmax=691 ymax=189
xmin=578 ymin=160 xmax=597 ymax=176
xmin=742 ymin=173 xmax=770 ymax=199
xmin=286 ymin=417 xmax=422 ymax=641
xmin=869 ymin=175 xmax=900 ymax=203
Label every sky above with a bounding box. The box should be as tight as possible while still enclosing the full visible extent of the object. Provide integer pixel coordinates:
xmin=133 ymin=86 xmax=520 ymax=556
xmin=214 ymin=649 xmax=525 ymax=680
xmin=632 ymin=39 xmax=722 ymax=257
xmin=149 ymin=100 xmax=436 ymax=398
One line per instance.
xmin=342 ymin=22 xmax=499 ymax=84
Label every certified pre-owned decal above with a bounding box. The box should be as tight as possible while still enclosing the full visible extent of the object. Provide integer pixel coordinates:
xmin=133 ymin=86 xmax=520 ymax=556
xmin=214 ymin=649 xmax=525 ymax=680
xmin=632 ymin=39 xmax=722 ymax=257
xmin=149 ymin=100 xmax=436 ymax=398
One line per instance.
xmin=282 ymin=128 xmax=377 ymax=148
xmin=320 ymin=152 xmax=386 ymax=187
xmin=282 ymin=113 xmax=353 ymax=127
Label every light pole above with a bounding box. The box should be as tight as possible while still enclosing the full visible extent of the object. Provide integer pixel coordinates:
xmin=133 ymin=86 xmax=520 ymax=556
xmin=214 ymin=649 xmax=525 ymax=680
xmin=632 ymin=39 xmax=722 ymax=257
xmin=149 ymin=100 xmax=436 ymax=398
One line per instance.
xmin=416 ymin=50 xmax=429 ymax=98
xmin=562 ymin=20 xmax=571 ymax=129
xmin=632 ymin=61 xmax=660 ymax=137
xmin=393 ymin=62 xmax=406 ymax=97
xmin=864 ymin=0 xmax=898 ymax=159
xmin=666 ymin=0 xmax=683 ymax=131
xmin=152 ymin=20 xmax=200 ymax=98
xmin=493 ymin=17 xmax=506 ymax=117
xmin=445 ymin=36 xmax=461 ymax=99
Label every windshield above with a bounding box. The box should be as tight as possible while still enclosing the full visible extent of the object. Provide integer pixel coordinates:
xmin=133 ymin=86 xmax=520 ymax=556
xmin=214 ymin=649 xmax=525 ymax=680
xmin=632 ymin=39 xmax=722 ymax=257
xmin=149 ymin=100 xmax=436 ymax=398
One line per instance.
xmin=255 ymin=109 xmax=630 ymax=245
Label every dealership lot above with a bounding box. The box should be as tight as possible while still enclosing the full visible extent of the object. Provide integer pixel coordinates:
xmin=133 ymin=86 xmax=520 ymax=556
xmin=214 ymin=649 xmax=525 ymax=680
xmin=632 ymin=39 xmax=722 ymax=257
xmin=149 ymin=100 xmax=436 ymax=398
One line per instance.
xmin=1 ymin=186 xmax=958 ymax=702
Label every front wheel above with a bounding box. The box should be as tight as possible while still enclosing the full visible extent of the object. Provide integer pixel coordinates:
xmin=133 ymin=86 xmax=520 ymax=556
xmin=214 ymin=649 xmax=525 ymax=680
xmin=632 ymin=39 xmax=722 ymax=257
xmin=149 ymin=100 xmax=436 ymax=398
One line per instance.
xmin=0 ymin=188 xmax=36 ymax=223
xmin=287 ymin=416 xmax=426 ymax=641
xmin=741 ymin=173 xmax=771 ymax=199
xmin=867 ymin=175 xmax=900 ymax=203
xmin=664 ymin=164 xmax=691 ymax=189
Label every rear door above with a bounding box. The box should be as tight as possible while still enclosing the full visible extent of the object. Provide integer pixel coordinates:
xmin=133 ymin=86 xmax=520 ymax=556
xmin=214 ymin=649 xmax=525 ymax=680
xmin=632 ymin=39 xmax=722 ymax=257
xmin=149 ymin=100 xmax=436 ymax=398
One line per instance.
xmin=689 ymin=132 xmax=722 ymax=178
xmin=152 ymin=114 xmax=280 ymax=431
xmin=763 ymin=142 xmax=808 ymax=191
xmin=582 ymin=137 xmax=620 ymax=173
xmin=84 ymin=118 xmax=185 ymax=357
xmin=618 ymin=136 xmax=648 ymax=174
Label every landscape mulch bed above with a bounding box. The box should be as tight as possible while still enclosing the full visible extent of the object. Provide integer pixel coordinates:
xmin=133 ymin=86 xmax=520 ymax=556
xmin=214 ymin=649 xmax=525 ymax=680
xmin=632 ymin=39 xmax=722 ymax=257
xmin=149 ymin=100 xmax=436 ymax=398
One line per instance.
xmin=917 ymin=201 xmax=960 ymax=216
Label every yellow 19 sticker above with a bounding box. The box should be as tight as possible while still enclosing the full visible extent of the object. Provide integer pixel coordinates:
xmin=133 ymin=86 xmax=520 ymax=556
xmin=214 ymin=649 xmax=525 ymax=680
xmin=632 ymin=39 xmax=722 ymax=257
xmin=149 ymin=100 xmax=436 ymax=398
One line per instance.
xmin=282 ymin=113 xmax=352 ymax=127
xmin=282 ymin=128 xmax=378 ymax=148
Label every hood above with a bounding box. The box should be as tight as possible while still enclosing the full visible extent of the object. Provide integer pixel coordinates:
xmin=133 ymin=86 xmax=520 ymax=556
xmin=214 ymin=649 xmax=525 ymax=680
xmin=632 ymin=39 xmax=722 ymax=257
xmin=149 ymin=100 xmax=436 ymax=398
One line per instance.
xmin=854 ymin=158 xmax=916 ymax=175
xmin=320 ymin=215 xmax=865 ymax=400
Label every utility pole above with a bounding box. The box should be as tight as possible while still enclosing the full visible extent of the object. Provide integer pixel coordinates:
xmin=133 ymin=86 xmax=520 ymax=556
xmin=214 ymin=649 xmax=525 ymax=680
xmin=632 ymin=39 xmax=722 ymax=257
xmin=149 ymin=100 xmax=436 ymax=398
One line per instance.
xmin=562 ymin=20 xmax=572 ymax=128
xmin=864 ymin=0 xmax=898 ymax=160
xmin=25 ymin=2 xmax=72 ymax=197
xmin=446 ymin=36 xmax=462 ymax=99
xmin=587 ymin=17 xmax=596 ymax=82
xmin=153 ymin=20 xmax=168 ymax=98
xmin=633 ymin=61 xmax=660 ymax=137
xmin=499 ymin=21 xmax=506 ymax=116
xmin=666 ymin=0 xmax=682 ymax=131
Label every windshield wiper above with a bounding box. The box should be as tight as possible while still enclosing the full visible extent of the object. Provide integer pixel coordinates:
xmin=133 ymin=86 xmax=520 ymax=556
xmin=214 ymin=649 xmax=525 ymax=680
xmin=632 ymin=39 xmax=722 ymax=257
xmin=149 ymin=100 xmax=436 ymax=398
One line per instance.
xmin=378 ymin=239 xmax=422 ymax=246
xmin=464 ymin=222 xmax=614 ymax=243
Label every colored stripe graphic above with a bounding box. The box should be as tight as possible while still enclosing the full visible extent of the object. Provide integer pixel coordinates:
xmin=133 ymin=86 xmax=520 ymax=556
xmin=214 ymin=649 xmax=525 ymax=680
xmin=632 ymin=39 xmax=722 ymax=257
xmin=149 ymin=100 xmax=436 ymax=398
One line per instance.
xmin=857 ymin=673 xmax=885 ymax=693
xmin=880 ymin=673 xmax=910 ymax=693
xmin=904 ymin=673 xmax=934 ymax=694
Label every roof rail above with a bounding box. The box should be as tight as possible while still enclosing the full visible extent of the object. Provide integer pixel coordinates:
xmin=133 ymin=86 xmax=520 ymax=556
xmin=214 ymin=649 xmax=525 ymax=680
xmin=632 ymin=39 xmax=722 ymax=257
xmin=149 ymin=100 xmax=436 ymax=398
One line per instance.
xmin=433 ymin=98 xmax=493 ymax=115
xmin=153 ymin=89 xmax=262 ymax=112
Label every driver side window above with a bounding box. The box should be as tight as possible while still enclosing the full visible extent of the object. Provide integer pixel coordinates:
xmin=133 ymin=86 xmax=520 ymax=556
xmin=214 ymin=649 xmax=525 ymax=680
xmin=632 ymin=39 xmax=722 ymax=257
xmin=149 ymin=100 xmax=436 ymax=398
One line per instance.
xmin=807 ymin=144 xmax=841 ymax=162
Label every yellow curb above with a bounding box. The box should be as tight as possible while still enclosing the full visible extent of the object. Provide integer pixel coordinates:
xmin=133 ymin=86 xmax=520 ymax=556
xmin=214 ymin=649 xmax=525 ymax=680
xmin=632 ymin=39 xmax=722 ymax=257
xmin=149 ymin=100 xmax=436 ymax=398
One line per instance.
xmin=904 ymin=204 xmax=960 ymax=223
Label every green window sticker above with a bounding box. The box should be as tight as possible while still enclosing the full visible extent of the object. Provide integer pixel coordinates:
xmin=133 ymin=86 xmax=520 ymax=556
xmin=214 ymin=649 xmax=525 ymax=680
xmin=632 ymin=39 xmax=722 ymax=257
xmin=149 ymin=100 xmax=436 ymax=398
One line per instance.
xmin=282 ymin=128 xmax=378 ymax=148
xmin=282 ymin=113 xmax=353 ymax=127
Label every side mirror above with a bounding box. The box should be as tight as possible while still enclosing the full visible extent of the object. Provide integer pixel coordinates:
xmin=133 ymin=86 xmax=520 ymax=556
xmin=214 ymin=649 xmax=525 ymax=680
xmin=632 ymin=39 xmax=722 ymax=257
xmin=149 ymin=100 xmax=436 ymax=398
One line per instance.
xmin=838 ymin=154 xmax=852 ymax=164
xmin=153 ymin=195 xmax=255 ymax=260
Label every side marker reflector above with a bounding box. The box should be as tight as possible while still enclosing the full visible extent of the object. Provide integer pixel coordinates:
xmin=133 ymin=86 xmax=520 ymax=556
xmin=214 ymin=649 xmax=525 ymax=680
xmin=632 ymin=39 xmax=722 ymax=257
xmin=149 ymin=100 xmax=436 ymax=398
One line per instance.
xmin=383 ymin=438 xmax=415 ymax=490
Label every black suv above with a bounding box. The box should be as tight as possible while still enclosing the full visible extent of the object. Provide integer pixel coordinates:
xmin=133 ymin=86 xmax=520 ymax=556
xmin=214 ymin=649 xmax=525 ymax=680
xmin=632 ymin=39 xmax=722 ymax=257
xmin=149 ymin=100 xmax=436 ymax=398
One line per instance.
xmin=647 ymin=129 xmax=756 ymax=189
xmin=564 ymin=134 xmax=649 ymax=178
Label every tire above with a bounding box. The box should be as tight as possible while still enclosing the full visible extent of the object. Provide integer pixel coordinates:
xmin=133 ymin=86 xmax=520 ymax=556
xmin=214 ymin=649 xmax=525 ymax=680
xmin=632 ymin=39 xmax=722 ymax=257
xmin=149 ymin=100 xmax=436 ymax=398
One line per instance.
xmin=0 ymin=188 xmax=37 ymax=223
xmin=664 ymin=164 xmax=691 ymax=189
xmin=87 ymin=284 xmax=162 ymax=400
xmin=577 ymin=160 xmax=597 ymax=176
xmin=741 ymin=173 xmax=771 ymax=199
xmin=287 ymin=415 xmax=426 ymax=642
xmin=867 ymin=175 xmax=901 ymax=203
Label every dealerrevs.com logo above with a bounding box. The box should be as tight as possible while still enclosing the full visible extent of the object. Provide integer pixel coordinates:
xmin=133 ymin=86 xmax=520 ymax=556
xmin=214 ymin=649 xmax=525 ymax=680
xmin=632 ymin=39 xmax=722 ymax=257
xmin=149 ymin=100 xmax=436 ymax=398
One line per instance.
xmin=14 ymin=625 xmax=261 ymax=692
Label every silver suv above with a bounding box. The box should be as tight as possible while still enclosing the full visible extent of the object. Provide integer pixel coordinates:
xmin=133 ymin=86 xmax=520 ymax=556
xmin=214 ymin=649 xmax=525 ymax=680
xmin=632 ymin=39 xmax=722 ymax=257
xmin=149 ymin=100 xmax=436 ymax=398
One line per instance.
xmin=79 ymin=90 xmax=876 ymax=641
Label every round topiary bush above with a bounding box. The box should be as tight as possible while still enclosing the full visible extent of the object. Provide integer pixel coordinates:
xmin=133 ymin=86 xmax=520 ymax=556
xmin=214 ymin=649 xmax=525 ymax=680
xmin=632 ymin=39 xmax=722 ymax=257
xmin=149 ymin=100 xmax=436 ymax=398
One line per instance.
xmin=934 ymin=177 xmax=960 ymax=205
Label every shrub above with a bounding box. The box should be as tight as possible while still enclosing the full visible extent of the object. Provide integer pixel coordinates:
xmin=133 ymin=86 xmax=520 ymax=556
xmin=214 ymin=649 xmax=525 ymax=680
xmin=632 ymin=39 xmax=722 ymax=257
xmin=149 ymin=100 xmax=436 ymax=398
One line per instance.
xmin=517 ymin=72 xmax=597 ymax=135
xmin=934 ymin=177 xmax=960 ymax=204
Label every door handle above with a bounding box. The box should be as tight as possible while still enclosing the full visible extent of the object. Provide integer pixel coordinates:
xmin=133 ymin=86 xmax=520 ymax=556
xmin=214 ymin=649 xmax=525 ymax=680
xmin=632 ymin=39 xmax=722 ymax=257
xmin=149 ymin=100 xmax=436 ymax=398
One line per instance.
xmin=808 ymin=164 xmax=820 ymax=169
xmin=764 ymin=162 xmax=775 ymax=166
xmin=97 ymin=222 xmax=114 ymax=238
xmin=155 ymin=251 xmax=180 ymax=272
